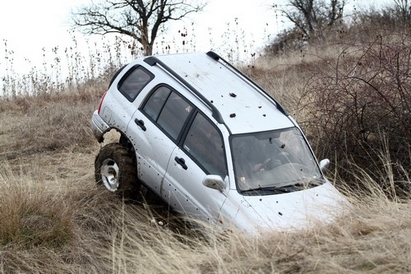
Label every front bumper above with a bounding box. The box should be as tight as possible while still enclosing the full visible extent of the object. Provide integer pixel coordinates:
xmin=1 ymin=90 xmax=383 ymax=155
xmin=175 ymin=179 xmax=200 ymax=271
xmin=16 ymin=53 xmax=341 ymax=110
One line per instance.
xmin=91 ymin=110 xmax=110 ymax=142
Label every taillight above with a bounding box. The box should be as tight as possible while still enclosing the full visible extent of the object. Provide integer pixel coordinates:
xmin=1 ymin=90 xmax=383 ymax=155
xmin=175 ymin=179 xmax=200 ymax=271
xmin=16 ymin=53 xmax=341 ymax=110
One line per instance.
xmin=97 ymin=91 xmax=108 ymax=114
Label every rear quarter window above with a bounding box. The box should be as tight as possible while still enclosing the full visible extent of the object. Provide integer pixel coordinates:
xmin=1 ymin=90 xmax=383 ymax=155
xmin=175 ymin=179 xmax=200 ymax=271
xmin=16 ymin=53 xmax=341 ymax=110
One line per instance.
xmin=118 ymin=66 xmax=154 ymax=101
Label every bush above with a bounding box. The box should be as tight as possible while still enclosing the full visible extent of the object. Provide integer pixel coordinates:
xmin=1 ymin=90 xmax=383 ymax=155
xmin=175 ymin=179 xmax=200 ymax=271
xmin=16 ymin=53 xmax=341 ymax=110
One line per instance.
xmin=300 ymin=31 xmax=411 ymax=194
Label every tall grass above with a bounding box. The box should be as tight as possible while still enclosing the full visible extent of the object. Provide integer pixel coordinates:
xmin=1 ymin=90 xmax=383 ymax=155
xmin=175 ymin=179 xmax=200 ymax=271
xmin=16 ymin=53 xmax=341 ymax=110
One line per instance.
xmin=0 ymin=153 xmax=410 ymax=273
xmin=0 ymin=92 xmax=98 ymax=163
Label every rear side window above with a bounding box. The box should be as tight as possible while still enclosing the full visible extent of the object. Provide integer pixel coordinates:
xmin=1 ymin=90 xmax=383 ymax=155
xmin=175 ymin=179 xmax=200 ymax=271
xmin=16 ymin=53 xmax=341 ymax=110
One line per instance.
xmin=118 ymin=66 xmax=154 ymax=101
xmin=143 ymin=86 xmax=193 ymax=141
xmin=143 ymin=86 xmax=171 ymax=121
xmin=183 ymin=113 xmax=227 ymax=177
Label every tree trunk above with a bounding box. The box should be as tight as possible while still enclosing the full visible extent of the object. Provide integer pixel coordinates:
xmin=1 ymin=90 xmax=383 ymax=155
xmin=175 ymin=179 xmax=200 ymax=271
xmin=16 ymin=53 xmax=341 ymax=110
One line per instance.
xmin=144 ymin=43 xmax=153 ymax=56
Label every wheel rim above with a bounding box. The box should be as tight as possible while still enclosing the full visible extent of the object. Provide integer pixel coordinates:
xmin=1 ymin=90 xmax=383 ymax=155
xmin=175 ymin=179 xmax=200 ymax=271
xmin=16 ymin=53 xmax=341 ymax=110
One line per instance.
xmin=100 ymin=158 xmax=120 ymax=192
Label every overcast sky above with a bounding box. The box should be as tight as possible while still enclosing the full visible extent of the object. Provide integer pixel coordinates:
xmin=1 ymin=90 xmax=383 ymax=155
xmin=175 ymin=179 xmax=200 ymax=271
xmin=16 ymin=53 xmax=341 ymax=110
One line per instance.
xmin=0 ymin=0 xmax=392 ymax=76
xmin=0 ymin=0 xmax=284 ymax=74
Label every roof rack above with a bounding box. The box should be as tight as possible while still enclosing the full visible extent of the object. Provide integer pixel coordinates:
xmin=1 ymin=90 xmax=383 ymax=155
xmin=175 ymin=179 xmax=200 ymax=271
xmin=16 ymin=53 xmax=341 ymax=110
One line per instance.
xmin=206 ymin=51 xmax=288 ymax=116
xmin=144 ymin=56 xmax=224 ymax=124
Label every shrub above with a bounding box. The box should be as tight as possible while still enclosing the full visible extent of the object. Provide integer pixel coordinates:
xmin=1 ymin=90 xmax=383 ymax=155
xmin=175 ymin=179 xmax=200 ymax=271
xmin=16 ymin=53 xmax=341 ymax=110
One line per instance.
xmin=300 ymin=31 xmax=411 ymax=194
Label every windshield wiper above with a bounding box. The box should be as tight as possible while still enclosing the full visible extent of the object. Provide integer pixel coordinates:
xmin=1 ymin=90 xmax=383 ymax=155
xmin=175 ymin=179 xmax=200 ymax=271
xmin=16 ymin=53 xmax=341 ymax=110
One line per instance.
xmin=240 ymin=179 xmax=324 ymax=196
xmin=240 ymin=185 xmax=294 ymax=195
xmin=292 ymin=178 xmax=324 ymax=188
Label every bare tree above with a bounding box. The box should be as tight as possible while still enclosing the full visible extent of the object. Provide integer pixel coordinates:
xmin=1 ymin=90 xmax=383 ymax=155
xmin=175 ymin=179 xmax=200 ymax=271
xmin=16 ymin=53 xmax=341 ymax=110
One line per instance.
xmin=393 ymin=0 xmax=411 ymax=23
xmin=279 ymin=0 xmax=345 ymax=38
xmin=72 ymin=0 xmax=205 ymax=56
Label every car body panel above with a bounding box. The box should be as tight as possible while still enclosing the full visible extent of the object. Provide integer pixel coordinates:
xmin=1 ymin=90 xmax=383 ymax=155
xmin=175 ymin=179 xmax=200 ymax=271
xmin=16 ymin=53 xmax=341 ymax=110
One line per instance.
xmin=219 ymin=181 xmax=346 ymax=235
xmin=91 ymin=110 xmax=110 ymax=140
xmin=98 ymin=88 xmax=137 ymax=135
xmin=162 ymin=146 xmax=228 ymax=223
xmin=127 ymin=109 xmax=176 ymax=193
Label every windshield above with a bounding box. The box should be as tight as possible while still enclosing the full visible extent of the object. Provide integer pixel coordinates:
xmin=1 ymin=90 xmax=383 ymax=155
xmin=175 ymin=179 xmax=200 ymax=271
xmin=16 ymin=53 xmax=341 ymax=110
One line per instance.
xmin=231 ymin=127 xmax=323 ymax=194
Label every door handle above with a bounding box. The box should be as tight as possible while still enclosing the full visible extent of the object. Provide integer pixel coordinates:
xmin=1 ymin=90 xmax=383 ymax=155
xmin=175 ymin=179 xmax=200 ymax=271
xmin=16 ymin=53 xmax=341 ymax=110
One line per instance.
xmin=134 ymin=119 xmax=146 ymax=131
xmin=174 ymin=157 xmax=188 ymax=170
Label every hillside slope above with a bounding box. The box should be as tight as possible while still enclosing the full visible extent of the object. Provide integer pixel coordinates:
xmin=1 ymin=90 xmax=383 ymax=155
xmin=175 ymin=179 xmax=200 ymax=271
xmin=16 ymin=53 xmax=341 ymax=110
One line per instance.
xmin=1 ymin=60 xmax=411 ymax=272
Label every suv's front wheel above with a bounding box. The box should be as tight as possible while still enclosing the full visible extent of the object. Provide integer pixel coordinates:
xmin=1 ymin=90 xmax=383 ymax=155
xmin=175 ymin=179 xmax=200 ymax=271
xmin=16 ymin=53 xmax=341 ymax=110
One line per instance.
xmin=95 ymin=143 xmax=140 ymax=201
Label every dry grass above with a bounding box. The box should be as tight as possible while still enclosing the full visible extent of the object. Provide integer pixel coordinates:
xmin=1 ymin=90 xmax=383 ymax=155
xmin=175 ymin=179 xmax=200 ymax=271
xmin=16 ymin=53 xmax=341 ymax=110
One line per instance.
xmin=0 ymin=149 xmax=410 ymax=273
xmin=1 ymin=70 xmax=410 ymax=274
xmin=0 ymin=90 xmax=101 ymax=163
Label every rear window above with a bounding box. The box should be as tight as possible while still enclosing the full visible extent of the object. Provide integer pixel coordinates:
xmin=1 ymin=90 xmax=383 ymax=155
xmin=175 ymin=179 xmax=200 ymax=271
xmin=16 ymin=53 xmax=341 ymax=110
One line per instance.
xmin=118 ymin=66 xmax=154 ymax=101
xmin=142 ymin=85 xmax=193 ymax=141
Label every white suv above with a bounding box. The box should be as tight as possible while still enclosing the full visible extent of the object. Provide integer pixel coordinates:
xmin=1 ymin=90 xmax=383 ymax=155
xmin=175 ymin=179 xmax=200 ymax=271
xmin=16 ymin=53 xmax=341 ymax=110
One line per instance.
xmin=91 ymin=51 xmax=347 ymax=235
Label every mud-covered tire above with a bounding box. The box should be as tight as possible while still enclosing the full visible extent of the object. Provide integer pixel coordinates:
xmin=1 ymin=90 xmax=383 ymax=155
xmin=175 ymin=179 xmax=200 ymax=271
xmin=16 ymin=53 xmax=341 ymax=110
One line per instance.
xmin=95 ymin=143 xmax=140 ymax=201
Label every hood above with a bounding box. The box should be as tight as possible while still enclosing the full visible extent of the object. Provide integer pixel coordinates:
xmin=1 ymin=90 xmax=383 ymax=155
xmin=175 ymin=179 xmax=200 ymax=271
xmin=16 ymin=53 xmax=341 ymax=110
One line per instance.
xmin=226 ymin=181 xmax=349 ymax=235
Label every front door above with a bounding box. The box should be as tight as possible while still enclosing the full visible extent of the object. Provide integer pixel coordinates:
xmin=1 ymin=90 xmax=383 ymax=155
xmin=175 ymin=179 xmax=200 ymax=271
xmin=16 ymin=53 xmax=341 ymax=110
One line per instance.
xmin=162 ymin=112 xmax=228 ymax=223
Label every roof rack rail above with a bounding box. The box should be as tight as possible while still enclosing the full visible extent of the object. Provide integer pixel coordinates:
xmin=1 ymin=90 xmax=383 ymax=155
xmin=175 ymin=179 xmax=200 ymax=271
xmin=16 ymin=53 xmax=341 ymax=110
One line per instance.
xmin=144 ymin=56 xmax=224 ymax=124
xmin=207 ymin=51 xmax=288 ymax=116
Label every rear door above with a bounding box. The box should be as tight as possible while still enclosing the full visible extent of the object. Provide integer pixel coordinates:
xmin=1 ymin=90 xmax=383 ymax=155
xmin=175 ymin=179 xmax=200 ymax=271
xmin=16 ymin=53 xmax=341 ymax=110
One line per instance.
xmin=163 ymin=112 xmax=228 ymax=223
xmin=127 ymin=85 xmax=194 ymax=194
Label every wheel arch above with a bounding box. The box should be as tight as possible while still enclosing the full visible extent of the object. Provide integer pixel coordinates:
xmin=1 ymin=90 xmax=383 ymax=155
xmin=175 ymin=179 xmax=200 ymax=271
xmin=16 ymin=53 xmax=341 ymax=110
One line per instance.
xmin=100 ymin=127 xmax=134 ymax=152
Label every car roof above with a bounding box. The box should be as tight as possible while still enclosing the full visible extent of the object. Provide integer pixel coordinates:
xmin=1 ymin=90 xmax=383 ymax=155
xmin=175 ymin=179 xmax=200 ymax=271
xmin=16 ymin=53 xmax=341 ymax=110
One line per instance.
xmin=141 ymin=51 xmax=294 ymax=134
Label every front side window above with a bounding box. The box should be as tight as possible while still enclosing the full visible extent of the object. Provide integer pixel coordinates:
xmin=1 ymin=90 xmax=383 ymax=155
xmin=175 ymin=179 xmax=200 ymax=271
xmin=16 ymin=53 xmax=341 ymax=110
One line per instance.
xmin=142 ymin=86 xmax=193 ymax=141
xmin=231 ymin=127 xmax=323 ymax=195
xmin=118 ymin=66 xmax=154 ymax=101
xmin=183 ymin=113 xmax=227 ymax=178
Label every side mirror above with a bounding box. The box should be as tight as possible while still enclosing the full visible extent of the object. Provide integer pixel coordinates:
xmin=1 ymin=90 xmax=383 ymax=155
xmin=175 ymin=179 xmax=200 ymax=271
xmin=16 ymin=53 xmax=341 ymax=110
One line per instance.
xmin=319 ymin=159 xmax=330 ymax=172
xmin=202 ymin=175 xmax=226 ymax=192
